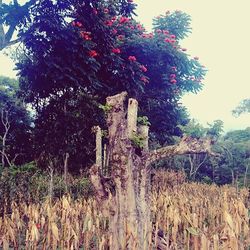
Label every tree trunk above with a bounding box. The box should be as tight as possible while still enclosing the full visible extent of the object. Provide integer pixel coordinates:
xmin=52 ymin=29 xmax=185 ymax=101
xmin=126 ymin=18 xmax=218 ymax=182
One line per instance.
xmin=243 ymin=164 xmax=249 ymax=187
xmin=63 ymin=152 xmax=69 ymax=193
xmin=1 ymin=110 xmax=10 ymax=167
xmin=90 ymin=92 xmax=217 ymax=250
xmin=231 ymin=169 xmax=235 ymax=186
xmin=48 ymin=162 xmax=54 ymax=202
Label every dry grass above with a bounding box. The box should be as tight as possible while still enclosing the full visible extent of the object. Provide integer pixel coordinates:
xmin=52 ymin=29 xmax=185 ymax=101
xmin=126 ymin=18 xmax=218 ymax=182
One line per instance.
xmin=0 ymin=171 xmax=249 ymax=249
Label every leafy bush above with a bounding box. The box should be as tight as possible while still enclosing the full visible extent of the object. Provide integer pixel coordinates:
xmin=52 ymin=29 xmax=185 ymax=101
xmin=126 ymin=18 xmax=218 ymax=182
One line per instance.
xmin=0 ymin=162 xmax=94 ymax=215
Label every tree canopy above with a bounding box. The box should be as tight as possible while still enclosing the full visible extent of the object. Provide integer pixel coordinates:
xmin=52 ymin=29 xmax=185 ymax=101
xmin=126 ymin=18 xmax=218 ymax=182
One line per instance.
xmin=14 ymin=0 xmax=206 ymax=171
xmin=233 ymin=98 xmax=250 ymax=116
xmin=0 ymin=75 xmax=32 ymax=167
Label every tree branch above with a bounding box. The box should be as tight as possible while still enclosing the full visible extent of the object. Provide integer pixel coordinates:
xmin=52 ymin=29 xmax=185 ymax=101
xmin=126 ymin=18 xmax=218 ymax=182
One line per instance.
xmin=148 ymin=135 xmax=218 ymax=165
xmin=0 ymin=150 xmax=12 ymax=166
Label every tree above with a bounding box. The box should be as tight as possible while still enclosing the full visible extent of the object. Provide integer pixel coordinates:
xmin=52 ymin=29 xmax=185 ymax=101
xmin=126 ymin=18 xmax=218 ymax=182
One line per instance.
xmin=0 ymin=75 xmax=32 ymax=167
xmin=218 ymin=128 xmax=250 ymax=186
xmin=90 ymin=92 xmax=216 ymax=249
xmin=0 ymin=0 xmax=37 ymax=50
xmin=176 ymin=120 xmax=223 ymax=180
xmin=232 ymin=98 xmax=250 ymax=116
xmin=16 ymin=1 xmax=206 ymax=171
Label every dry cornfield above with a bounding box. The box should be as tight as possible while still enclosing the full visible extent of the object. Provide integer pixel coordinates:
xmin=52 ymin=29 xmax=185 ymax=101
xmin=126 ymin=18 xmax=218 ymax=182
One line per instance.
xmin=0 ymin=177 xmax=249 ymax=249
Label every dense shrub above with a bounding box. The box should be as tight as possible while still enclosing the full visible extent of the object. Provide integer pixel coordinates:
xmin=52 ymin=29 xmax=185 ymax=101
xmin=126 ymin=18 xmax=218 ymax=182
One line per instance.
xmin=0 ymin=162 xmax=94 ymax=215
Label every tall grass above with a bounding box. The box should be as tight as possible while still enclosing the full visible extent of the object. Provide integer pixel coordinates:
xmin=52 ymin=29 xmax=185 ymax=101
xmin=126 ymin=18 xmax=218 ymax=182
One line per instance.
xmin=0 ymin=170 xmax=249 ymax=249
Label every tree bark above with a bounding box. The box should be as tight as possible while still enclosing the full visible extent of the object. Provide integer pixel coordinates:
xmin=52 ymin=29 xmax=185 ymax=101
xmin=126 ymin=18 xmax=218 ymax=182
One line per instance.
xmin=63 ymin=152 xmax=69 ymax=193
xmin=243 ymin=164 xmax=249 ymax=187
xmin=90 ymin=92 xmax=217 ymax=250
xmin=48 ymin=161 xmax=54 ymax=202
xmin=1 ymin=110 xmax=10 ymax=167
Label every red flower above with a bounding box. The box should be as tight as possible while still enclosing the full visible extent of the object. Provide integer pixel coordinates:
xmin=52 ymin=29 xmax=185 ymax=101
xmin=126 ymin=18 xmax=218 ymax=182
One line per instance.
xmin=112 ymin=48 xmax=121 ymax=54
xmin=105 ymin=20 xmax=113 ymax=26
xmin=171 ymin=66 xmax=177 ymax=71
xmin=170 ymin=74 xmax=176 ymax=78
xmin=36 ymin=223 xmax=41 ymax=229
xmin=136 ymin=24 xmax=143 ymax=30
xmin=111 ymin=16 xmax=117 ymax=21
xmin=80 ymin=31 xmax=91 ymax=40
xmin=76 ymin=21 xmax=83 ymax=27
xmin=140 ymin=65 xmax=147 ymax=72
xmin=170 ymin=79 xmax=177 ymax=84
xmin=119 ymin=16 xmax=130 ymax=24
xmin=117 ymin=35 xmax=124 ymax=40
xmin=93 ymin=8 xmax=98 ymax=15
xmin=182 ymin=48 xmax=187 ymax=51
xmin=104 ymin=8 xmax=109 ymax=14
xmin=164 ymin=38 xmax=171 ymax=43
xmin=112 ymin=29 xmax=118 ymax=35
xmin=128 ymin=56 xmax=136 ymax=62
xmin=148 ymin=33 xmax=153 ymax=38
xmin=170 ymin=34 xmax=176 ymax=39
xmin=141 ymin=77 xmax=149 ymax=83
xmin=163 ymin=30 xmax=169 ymax=35
xmin=89 ymin=50 xmax=98 ymax=58
xmin=156 ymin=29 xmax=162 ymax=34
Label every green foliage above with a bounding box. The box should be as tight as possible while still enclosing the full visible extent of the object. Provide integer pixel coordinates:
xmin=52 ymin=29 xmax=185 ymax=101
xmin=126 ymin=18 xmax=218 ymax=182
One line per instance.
xmin=179 ymin=119 xmax=207 ymax=138
xmin=224 ymin=127 xmax=250 ymax=142
xmin=99 ymin=104 xmax=113 ymax=113
xmin=131 ymin=132 xmax=145 ymax=149
xmin=179 ymin=119 xmax=224 ymax=139
xmin=207 ymin=120 xmax=224 ymax=139
xmin=13 ymin=1 xmax=206 ymax=171
xmin=153 ymin=10 xmax=192 ymax=40
xmin=137 ymin=116 xmax=151 ymax=126
xmin=0 ymin=162 xmax=94 ymax=214
xmin=232 ymin=98 xmax=250 ymax=116
xmin=0 ymin=75 xmax=33 ymax=166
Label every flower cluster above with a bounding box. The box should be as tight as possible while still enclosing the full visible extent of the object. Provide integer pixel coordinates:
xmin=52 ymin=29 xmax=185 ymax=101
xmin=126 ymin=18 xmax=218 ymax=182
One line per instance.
xmin=112 ymin=48 xmax=121 ymax=54
xmin=89 ymin=50 xmax=98 ymax=58
xmin=80 ymin=31 xmax=91 ymax=40
xmin=71 ymin=6 xmax=204 ymax=90
xmin=72 ymin=21 xmax=83 ymax=27
xmin=128 ymin=56 xmax=136 ymax=62
xmin=119 ymin=16 xmax=130 ymax=24
xmin=170 ymin=68 xmax=177 ymax=84
xmin=140 ymin=65 xmax=147 ymax=72
xmin=140 ymin=76 xmax=149 ymax=84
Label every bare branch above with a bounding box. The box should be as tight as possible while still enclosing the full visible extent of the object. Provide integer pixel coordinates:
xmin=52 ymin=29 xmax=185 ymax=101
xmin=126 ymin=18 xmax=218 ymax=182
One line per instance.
xmin=0 ymin=150 xmax=12 ymax=166
xmin=148 ymin=136 xmax=218 ymax=165
xmin=11 ymin=153 xmax=21 ymax=165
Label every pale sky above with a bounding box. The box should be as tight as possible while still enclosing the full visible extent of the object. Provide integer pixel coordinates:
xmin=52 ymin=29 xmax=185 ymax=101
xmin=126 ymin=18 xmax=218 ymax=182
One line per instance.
xmin=0 ymin=0 xmax=250 ymax=131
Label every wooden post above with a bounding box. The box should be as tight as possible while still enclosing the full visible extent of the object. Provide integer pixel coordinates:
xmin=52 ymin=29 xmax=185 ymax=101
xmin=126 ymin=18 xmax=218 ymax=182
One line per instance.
xmin=127 ymin=98 xmax=138 ymax=139
xmin=138 ymin=125 xmax=149 ymax=151
xmin=63 ymin=152 xmax=69 ymax=193
xmin=94 ymin=126 xmax=102 ymax=167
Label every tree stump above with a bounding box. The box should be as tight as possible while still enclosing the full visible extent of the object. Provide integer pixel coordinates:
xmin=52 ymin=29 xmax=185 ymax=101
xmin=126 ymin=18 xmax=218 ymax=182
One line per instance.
xmin=90 ymin=92 xmax=216 ymax=250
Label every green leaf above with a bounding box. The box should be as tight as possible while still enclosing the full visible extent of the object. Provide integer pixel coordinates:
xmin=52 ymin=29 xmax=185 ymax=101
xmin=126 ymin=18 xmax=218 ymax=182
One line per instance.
xmin=186 ymin=227 xmax=199 ymax=236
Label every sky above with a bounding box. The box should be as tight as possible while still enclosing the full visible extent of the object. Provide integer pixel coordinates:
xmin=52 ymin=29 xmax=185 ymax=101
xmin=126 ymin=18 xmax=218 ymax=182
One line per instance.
xmin=0 ymin=0 xmax=250 ymax=132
